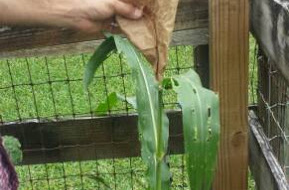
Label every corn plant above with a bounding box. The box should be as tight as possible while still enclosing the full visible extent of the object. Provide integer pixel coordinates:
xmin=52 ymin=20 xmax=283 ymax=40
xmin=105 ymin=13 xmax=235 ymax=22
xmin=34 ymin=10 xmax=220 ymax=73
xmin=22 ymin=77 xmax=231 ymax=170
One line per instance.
xmin=84 ymin=35 xmax=220 ymax=190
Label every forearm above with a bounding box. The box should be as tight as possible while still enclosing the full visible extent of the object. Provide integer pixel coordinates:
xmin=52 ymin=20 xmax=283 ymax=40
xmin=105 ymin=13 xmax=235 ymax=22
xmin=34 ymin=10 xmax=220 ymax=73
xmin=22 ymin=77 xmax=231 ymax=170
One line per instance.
xmin=0 ymin=0 xmax=142 ymax=32
xmin=0 ymin=0 xmax=76 ymax=27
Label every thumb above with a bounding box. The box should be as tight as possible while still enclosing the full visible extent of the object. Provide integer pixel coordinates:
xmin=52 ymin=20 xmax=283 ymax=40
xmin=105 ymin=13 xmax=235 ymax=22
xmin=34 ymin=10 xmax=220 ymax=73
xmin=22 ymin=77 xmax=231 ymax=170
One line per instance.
xmin=113 ymin=0 xmax=143 ymax=19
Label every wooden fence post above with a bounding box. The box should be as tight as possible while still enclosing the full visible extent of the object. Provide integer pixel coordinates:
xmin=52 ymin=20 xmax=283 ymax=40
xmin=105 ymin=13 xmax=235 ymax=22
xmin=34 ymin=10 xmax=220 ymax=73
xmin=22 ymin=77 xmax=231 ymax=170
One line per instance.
xmin=209 ymin=0 xmax=249 ymax=189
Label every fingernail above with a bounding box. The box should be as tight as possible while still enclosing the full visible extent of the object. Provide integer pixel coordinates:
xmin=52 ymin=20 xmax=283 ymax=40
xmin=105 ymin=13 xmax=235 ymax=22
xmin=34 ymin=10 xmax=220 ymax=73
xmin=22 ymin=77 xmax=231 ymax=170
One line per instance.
xmin=133 ymin=8 xmax=143 ymax=19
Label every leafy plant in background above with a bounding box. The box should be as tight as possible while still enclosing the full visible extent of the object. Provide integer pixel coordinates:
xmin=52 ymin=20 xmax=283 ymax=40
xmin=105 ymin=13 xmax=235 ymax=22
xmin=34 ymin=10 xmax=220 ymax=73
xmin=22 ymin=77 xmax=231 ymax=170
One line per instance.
xmin=84 ymin=35 xmax=220 ymax=190
xmin=2 ymin=136 xmax=22 ymax=165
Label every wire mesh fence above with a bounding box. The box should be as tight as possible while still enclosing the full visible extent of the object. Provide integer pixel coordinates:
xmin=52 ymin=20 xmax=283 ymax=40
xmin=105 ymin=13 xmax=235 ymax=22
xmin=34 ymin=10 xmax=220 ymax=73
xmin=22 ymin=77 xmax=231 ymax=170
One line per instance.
xmin=0 ymin=46 xmax=193 ymax=123
xmin=16 ymin=155 xmax=188 ymax=190
xmin=0 ymin=45 xmax=193 ymax=189
xmin=0 ymin=33 xmax=264 ymax=189
xmin=256 ymin=49 xmax=289 ymax=181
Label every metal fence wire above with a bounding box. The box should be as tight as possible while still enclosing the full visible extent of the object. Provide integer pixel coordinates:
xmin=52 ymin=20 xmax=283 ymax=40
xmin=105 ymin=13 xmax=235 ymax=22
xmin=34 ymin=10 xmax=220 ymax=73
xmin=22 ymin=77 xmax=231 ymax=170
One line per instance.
xmin=0 ymin=46 xmax=193 ymax=190
xmin=0 ymin=47 xmax=193 ymax=122
xmin=256 ymin=49 xmax=289 ymax=181
xmin=2 ymin=36 xmax=285 ymax=189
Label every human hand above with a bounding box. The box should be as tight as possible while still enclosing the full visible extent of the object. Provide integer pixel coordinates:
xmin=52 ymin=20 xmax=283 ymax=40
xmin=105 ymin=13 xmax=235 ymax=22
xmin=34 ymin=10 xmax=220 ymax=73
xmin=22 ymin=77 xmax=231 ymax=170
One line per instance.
xmin=57 ymin=0 xmax=143 ymax=32
xmin=0 ymin=0 xmax=143 ymax=33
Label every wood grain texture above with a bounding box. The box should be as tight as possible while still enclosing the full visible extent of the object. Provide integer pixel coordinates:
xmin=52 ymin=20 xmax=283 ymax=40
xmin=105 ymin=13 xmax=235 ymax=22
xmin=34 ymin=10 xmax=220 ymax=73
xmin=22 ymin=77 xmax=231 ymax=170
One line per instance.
xmin=209 ymin=0 xmax=249 ymax=189
xmin=249 ymin=111 xmax=289 ymax=190
xmin=0 ymin=0 xmax=208 ymax=54
xmin=0 ymin=28 xmax=208 ymax=58
xmin=251 ymin=0 xmax=289 ymax=84
xmin=285 ymin=91 xmax=289 ymax=179
xmin=0 ymin=111 xmax=183 ymax=165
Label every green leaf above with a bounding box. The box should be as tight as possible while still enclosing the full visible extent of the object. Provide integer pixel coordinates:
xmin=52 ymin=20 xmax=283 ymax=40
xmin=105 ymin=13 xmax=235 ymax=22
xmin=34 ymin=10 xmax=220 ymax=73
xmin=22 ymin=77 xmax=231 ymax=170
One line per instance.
xmin=113 ymin=35 xmax=170 ymax=190
xmin=162 ymin=78 xmax=173 ymax=90
xmin=3 ymin=136 xmax=23 ymax=165
xmin=96 ymin=92 xmax=118 ymax=115
xmin=162 ymin=78 xmax=179 ymax=90
xmin=83 ymin=36 xmax=116 ymax=89
xmin=173 ymin=69 xmax=220 ymax=190
xmin=117 ymin=93 xmax=137 ymax=109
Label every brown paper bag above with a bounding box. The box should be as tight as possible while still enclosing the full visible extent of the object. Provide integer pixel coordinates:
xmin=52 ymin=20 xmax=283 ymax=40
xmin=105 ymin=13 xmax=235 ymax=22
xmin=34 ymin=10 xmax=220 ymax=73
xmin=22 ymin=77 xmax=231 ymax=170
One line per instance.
xmin=116 ymin=0 xmax=179 ymax=80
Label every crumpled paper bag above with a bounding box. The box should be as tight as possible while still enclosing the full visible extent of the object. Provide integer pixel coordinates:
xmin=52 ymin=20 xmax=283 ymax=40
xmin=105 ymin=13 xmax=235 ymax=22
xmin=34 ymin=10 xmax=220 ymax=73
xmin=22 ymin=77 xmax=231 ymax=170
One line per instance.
xmin=116 ymin=0 xmax=179 ymax=80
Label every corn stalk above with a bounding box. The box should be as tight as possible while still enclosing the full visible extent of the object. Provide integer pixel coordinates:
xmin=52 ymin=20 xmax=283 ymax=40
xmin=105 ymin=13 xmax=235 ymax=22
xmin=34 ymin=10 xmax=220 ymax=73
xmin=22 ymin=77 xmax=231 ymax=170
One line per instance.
xmin=84 ymin=35 xmax=220 ymax=190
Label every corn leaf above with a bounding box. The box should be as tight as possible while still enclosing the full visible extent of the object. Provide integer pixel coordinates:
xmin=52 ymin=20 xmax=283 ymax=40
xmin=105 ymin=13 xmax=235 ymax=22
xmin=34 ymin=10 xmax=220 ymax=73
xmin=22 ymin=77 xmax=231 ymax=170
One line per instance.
xmin=96 ymin=92 xmax=118 ymax=115
xmin=117 ymin=93 xmax=137 ymax=109
xmin=83 ymin=36 xmax=116 ymax=89
xmin=173 ymin=69 xmax=220 ymax=190
xmin=113 ymin=35 xmax=170 ymax=190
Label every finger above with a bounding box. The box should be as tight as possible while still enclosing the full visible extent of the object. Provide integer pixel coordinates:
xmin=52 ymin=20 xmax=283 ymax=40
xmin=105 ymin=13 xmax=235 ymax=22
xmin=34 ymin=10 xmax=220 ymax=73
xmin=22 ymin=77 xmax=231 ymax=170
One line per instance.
xmin=113 ymin=0 xmax=143 ymax=19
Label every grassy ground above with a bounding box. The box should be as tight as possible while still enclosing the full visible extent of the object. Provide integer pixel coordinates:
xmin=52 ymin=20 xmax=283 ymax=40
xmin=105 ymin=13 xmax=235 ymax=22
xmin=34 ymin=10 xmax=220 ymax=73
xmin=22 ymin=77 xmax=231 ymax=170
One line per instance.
xmin=0 ymin=42 xmax=257 ymax=189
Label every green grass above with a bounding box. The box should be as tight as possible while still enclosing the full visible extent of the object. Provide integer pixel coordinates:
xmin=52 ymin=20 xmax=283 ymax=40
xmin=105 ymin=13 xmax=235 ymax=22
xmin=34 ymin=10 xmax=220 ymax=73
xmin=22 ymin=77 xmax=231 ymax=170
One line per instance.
xmin=0 ymin=46 xmax=192 ymax=122
xmin=0 ymin=43 xmax=257 ymax=189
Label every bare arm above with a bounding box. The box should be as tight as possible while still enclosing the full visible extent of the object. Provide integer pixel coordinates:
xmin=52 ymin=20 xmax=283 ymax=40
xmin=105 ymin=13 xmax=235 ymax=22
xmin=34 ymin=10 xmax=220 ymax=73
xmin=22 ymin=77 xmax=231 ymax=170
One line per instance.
xmin=0 ymin=0 xmax=142 ymax=32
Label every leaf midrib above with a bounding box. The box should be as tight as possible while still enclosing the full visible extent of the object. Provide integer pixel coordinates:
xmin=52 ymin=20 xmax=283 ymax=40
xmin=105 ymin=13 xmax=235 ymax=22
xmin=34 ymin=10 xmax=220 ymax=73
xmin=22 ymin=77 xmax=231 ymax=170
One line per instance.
xmin=130 ymin=46 xmax=158 ymax=150
xmin=183 ymin=76 xmax=204 ymax=139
